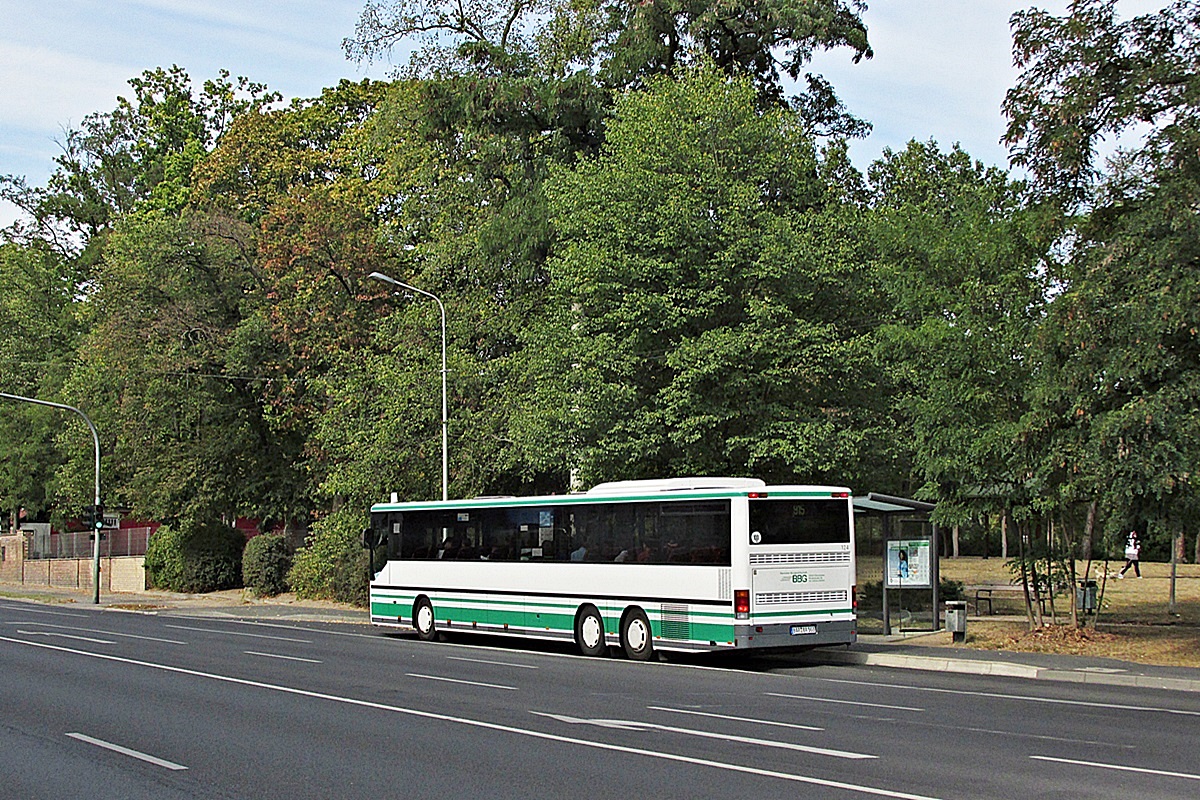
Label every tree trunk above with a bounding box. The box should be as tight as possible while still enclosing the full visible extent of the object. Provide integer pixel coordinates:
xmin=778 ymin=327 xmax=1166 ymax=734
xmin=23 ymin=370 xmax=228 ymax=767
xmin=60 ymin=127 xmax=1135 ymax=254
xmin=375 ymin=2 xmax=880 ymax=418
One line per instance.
xmin=1001 ymin=514 xmax=1009 ymax=559
xmin=952 ymin=524 xmax=960 ymax=558
xmin=1012 ymin=512 xmax=1038 ymax=630
xmin=1080 ymin=501 xmax=1097 ymax=629
xmin=1083 ymin=501 xmax=1096 ymax=562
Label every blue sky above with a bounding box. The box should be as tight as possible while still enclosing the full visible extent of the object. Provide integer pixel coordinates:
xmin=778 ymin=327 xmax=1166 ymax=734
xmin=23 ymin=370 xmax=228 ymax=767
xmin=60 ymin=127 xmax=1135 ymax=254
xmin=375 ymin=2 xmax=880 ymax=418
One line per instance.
xmin=0 ymin=1 xmax=1163 ymax=228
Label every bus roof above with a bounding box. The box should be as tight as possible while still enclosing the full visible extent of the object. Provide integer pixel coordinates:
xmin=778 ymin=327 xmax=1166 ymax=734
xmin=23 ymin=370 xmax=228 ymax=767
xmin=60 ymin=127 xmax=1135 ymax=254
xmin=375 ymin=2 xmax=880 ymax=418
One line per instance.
xmin=370 ymin=478 xmax=853 ymax=512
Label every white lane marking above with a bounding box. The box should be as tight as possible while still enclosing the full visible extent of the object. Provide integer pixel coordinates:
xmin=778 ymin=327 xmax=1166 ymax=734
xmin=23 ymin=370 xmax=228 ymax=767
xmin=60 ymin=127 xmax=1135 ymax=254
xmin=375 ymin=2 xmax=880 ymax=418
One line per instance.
xmin=5 ymin=621 xmax=186 ymax=645
xmin=66 ymin=733 xmax=188 ymax=770
xmin=647 ymin=705 xmax=824 ymax=732
xmin=17 ymin=630 xmax=115 ymax=644
xmin=165 ymin=624 xmax=312 ymax=643
xmin=810 ymin=677 xmax=1200 ymax=717
xmin=245 ymin=651 xmax=323 ymax=664
xmin=3 ymin=636 xmax=944 ymax=800
xmin=406 ymin=673 xmax=517 ymax=691
xmin=446 ymin=655 xmax=540 ymax=669
xmin=1031 ymin=755 xmax=1200 ymax=781
xmin=896 ymin=715 xmax=1135 ymax=749
xmin=532 ymin=712 xmax=873 ymax=759
xmin=767 ymin=692 xmax=924 ymax=712
xmin=0 ymin=605 xmax=89 ymax=618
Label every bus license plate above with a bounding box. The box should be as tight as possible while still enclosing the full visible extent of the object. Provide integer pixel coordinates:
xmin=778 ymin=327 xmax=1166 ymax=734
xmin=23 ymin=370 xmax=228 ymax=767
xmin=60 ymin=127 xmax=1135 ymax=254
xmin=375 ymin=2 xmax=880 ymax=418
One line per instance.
xmin=790 ymin=625 xmax=817 ymax=636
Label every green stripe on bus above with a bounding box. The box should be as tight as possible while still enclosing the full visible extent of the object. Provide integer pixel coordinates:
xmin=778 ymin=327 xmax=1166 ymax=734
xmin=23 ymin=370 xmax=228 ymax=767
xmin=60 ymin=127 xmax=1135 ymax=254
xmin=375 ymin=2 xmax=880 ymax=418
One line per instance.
xmin=371 ymin=595 xmax=740 ymax=643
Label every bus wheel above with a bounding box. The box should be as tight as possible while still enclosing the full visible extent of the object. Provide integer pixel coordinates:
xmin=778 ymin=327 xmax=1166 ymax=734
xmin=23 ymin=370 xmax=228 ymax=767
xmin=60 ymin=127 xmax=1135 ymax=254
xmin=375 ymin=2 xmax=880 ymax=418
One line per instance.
xmin=413 ymin=598 xmax=437 ymax=642
xmin=621 ymin=608 xmax=654 ymax=661
xmin=575 ymin=605 xmax=607 ymax=657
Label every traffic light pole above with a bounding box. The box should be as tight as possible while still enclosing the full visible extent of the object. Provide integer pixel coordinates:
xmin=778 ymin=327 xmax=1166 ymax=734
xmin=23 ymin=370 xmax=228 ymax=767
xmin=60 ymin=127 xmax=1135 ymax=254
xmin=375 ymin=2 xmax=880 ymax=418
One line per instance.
xmin=0 ymin=392 xmax=103 ymax=604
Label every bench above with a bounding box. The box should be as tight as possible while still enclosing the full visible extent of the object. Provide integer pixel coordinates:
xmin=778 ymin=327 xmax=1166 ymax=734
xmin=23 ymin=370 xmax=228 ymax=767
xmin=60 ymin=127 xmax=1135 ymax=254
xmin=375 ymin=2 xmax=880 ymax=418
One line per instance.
xmin=973 ymin=585 xmax=1057 ymax=615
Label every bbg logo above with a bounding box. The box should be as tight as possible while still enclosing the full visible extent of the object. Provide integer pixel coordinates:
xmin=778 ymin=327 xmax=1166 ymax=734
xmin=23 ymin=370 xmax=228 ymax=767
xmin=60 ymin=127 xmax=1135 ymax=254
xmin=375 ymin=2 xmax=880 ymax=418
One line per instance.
xmin=791 ymin=573 xmax=809 ymax=583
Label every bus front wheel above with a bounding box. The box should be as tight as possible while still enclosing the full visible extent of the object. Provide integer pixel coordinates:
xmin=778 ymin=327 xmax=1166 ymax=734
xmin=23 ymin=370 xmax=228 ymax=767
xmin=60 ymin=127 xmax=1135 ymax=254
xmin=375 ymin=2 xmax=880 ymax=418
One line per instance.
xmin=575 ymin=605 xmax=607 ymax=657
xmin=413 ymin=598 xmax=437 ymax=641
xmin=621 ymin=608 xmax=654 ymax=661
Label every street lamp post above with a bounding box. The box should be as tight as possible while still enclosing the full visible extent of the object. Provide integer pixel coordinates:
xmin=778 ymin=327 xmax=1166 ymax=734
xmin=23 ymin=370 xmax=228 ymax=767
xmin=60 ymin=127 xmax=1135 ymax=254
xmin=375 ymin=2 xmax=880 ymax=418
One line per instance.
xmin=0 ymin=392 xmax=103 ymax=604
xmin=368 ymin=272 xmax=449 ymax=501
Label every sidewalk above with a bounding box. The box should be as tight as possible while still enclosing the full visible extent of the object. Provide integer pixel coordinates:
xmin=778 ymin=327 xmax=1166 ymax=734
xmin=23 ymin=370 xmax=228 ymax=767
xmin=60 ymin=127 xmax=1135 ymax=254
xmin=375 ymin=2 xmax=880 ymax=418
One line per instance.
xmin=5 ymin=583 xmax=1200 ymax=692
xmin=786 ymin=630 xmax=1200 ymax=693
xmin=0 ymin=584 xmax=367 ymax=625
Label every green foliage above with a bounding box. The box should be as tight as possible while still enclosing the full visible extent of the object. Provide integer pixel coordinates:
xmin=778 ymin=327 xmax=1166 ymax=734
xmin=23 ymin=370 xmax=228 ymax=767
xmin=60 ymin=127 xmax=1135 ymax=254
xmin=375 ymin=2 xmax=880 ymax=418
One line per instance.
xmin=2 ymin=66 xmax=277 ymax=254
xmin=345 ymin=0 xmax=873 ymax=123
xmin=869 ymin=140 xmax=1053 ymax=518
xmin=288 ymin=508 xmax=368 ymax=606
xmin=241 ymin=533 xmax=293 ymax=597
xmin=1010 ymin=1 xmax=1200 ymax=542
xmin=0 ymin=242 xmax=80 ymax=521
xmin=143 ymin=520 xmax=245 ymax=593
xmin=1005 ymin=0 xmax=1200 ymax=204
xmin=55 ymin=209 xmax=311 ymax=523
xmin=7 ymin=2 xmax=1200 ymax=613
xmin=542 ymin=65 xmax=890 ymax=486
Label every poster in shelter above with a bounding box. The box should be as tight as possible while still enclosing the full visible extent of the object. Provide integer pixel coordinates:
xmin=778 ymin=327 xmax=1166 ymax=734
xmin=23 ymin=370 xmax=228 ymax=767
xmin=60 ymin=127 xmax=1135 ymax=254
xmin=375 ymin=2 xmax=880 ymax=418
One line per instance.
xmin=885 ymin=538 xmax=931 ymax=588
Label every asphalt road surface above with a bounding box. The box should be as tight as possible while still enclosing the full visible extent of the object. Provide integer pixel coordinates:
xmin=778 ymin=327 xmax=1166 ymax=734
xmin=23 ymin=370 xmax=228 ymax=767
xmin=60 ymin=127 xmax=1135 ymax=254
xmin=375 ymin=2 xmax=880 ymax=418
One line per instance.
xmin=1 ymin=599 xmax=1198 ymax=799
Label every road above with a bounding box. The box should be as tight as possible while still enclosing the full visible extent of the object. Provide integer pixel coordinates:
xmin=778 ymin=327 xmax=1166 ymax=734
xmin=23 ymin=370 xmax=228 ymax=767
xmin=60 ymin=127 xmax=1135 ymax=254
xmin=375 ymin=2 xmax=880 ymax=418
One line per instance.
xmin=1 ymin=598 xmax=1197 ymax=799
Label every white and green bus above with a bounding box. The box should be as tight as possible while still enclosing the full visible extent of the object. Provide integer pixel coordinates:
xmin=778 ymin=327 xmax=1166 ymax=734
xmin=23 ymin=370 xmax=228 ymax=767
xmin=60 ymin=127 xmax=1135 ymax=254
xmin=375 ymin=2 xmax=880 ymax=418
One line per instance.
xmin=366 ymin=478 xmax=856 ymax=659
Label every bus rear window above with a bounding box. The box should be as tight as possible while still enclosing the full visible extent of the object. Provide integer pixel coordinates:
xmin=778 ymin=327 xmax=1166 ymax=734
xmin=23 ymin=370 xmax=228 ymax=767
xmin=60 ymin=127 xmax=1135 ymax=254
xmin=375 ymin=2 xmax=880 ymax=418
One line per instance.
xmin=748 ymin=499 xmax=850 ymax=545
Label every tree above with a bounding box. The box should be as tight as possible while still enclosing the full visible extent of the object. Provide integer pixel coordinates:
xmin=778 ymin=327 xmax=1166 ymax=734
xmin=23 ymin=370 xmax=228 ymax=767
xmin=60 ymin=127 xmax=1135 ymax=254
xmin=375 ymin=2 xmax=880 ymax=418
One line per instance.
xmin=344 ymin=0 xmax=872 ymax=125
xmin=0 ymin=241 xmax=80 ymax=528
xmin=60 ymin=210 xmax=308 ymax=526
xmin=1007 ymin=0 xmax=1200 ymax=568
xmin=1004 ymin=0 xmax=1200 ymax=205
xmin=2 ymin=67 xmax=277 ymax=258
xmin=541 ymin=66 xmax=888 ymax=486
xmin=868 ymin=140 xmax=1056 ymax=626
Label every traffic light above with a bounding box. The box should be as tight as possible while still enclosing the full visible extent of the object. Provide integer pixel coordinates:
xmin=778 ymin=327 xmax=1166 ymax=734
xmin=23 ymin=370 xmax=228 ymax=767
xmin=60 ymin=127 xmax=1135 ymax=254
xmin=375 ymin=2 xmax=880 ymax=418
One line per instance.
xmin=91 ymin=504 xmax=104 ymax=531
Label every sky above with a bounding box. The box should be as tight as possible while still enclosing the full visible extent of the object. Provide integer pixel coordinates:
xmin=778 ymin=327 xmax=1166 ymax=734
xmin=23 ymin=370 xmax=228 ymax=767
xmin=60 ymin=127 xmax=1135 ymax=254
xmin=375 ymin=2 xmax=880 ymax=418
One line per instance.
xmin=0 ymin=1 xmax=1166 ymax=229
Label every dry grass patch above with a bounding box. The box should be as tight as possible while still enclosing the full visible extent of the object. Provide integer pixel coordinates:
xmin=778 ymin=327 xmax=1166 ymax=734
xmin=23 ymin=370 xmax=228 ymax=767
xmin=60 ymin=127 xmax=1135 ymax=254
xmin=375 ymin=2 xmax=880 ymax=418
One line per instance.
xmin=920 ymin=618 xmax=1200 ymax=668
xmin=859 ymin=557 xmax=1200 ymax=666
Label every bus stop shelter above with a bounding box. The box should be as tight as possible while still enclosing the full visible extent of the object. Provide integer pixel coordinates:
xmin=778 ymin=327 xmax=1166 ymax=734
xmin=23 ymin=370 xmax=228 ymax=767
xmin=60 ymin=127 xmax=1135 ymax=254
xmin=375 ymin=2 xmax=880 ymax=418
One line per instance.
xmin=853 ymin=493 xmax=939 ymax=635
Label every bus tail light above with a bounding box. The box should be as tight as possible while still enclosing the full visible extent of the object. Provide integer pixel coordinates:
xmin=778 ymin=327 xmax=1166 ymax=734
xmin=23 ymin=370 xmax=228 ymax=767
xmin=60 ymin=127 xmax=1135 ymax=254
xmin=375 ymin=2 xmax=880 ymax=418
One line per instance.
xmin=734 ymin=589 xmax=750 ymax=619
xmin=831 ymin=491 xmax=849 ymax=498
xmin=852 ymin=584 xmax=858 ymax=612
xmin=748 ymin=491 xmax=768 ymax=498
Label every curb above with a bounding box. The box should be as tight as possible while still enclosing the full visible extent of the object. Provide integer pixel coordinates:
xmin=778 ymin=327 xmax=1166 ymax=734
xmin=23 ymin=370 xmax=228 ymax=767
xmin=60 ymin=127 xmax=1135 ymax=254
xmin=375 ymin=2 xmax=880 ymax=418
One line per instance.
xmin=792 ymin=648 xmax=1200 ymax=693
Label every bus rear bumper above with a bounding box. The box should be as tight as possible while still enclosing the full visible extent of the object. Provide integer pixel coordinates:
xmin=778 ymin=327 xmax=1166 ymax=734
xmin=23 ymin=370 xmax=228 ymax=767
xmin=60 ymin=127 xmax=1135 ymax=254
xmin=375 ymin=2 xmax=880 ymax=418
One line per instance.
xmin=735 ymin=618 xmax=856 ymax=650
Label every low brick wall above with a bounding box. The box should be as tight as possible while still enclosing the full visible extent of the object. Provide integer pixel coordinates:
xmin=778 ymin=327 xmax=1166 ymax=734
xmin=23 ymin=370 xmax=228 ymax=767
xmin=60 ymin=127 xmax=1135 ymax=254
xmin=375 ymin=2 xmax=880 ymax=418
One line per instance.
xmin=0 ymin=537 xmax=145 ymax=593
xmin=108 ymin=557 xmax=147 ymax=592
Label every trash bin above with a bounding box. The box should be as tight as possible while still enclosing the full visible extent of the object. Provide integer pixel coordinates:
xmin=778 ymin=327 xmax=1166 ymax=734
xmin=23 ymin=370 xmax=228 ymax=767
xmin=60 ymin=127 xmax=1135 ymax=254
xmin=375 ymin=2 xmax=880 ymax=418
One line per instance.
xmin=945 ymin=600 xmax=967 ymax=642
xmin=1076 ymin=580 xmax=1098 ymax=613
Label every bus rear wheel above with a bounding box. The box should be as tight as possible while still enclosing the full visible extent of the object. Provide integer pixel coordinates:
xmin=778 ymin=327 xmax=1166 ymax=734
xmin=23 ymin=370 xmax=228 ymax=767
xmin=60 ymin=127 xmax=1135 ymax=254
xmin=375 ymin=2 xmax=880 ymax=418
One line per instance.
xmin=575 ymin=605 xmax=607 ymax=657
xmin=621 ymin=608 xmax=654 ymax=661
xmin=413 ymin=598 xmax=437 ymax=641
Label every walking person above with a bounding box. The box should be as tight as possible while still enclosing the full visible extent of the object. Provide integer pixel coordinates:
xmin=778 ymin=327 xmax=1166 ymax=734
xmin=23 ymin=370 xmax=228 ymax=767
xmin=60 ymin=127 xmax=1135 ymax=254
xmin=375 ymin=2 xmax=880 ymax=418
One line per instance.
xmin=1118 ymin=531 xmax=1142 ymax=579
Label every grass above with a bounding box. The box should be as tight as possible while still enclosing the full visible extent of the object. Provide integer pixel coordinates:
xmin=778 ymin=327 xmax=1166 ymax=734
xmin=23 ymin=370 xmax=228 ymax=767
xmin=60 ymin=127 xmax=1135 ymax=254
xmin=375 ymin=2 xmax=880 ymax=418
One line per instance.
xmin=857 ymin=555 xmax=1200 ymax=668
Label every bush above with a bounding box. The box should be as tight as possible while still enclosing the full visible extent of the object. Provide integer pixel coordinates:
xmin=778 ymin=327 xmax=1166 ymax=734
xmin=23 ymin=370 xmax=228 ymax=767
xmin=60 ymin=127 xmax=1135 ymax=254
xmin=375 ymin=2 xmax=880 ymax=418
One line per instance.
xmin=144 ymin=520 xmax=245 ymax=593
xmin=242 ymin=533 xmax=292 ymax=597
xmin=856 ymin=578 xmax=965 ymax=612
xmin=288 ymin=507 xmax=368 ymax=607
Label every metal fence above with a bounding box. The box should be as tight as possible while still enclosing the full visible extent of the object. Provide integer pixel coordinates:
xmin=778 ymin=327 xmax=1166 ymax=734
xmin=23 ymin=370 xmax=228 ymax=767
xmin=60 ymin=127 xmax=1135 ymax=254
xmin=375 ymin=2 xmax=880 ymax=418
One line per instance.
xmin=28 ymin=527 xmax=153 ymax=560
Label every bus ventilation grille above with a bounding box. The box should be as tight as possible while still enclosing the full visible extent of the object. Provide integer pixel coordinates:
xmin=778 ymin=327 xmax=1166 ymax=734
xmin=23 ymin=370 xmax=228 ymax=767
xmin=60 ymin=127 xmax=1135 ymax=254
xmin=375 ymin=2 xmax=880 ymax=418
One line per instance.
xmin=755 ymin=590 xmax=848 ymax=605
xmin=660 ymin=604 xmax=691 ymax=640
xmin=750 ymin=551 xmax=850 ymax=565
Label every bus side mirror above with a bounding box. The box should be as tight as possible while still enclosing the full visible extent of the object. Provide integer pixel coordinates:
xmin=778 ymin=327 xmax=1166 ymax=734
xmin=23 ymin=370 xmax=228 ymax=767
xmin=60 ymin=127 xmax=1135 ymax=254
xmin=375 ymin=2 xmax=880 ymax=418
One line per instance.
xmin=362 ymin=527 xmax=377 ymax=550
